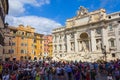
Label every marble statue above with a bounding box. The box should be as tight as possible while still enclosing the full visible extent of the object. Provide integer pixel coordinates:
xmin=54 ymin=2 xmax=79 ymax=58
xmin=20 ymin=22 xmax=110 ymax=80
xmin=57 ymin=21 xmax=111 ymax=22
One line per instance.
xmin=81 ymin=40 xmax=89 ymax=52
xmin=82 ymin=41 xmax=87 ymax=51
xmin=71 ymin=43 xmax=75 ymax=51
xmin=77 ymin=6 xmax=88 ymax=17
xmin=79 ymin=41 xmax=82 ymax=51
xmin=96 ymin=40 xmax=102 ymax=51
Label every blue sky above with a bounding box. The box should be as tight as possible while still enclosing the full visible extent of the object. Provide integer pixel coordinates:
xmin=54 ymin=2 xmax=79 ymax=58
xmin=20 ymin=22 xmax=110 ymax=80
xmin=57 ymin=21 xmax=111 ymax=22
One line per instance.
xmin=6 ymin=0 xmax=120 ymax=34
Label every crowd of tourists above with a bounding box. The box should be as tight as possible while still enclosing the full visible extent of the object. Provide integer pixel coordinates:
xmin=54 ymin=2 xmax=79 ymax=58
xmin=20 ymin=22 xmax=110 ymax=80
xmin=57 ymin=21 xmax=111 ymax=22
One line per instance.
xmin=0 ymin=59 xmax=120 ymax=80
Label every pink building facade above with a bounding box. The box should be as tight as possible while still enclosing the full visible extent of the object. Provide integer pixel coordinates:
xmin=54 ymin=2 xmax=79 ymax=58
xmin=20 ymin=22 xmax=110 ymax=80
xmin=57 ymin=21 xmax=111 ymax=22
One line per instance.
xmin=43 ymin=35 xmax=53 ymax=58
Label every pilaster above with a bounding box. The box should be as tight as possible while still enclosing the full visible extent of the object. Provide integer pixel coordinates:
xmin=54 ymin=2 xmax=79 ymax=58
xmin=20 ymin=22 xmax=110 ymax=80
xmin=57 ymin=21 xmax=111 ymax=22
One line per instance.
xmin=91 ymin=29 xmax=96 ymax=51
xmin=75 ymin=32 xmax=78 ymax=52
xmin=102 ymin=27 xmax=109 ymax=51
xmin=66 ymin=34 xmax=71 ymax=52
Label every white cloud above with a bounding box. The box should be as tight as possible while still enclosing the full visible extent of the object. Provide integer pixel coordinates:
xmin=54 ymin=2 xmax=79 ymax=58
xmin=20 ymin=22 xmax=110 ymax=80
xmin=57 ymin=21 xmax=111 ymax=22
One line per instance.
xmin=9 ymin=0 xmax=50 ymax=16
xmin=7 ymin=0 xmax=62 ymax=34
xmin=6 ymin=16 xmax=62 ymax=34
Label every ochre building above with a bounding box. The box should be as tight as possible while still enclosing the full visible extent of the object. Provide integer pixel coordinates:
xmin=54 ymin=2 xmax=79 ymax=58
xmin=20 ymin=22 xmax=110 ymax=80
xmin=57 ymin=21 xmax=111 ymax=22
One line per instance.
xmin=3 ymin=25 xmax=44 ymax=61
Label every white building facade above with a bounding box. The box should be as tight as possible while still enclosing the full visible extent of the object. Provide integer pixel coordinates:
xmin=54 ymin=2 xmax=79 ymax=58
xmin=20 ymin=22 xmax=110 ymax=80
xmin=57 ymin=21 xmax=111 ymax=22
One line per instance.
xmin=52 ymin=6 xmax=120 ymax=62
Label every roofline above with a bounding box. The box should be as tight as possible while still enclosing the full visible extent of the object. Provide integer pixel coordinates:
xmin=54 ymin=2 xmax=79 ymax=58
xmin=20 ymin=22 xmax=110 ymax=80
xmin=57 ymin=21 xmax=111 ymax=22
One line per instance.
xmin=107 ymin=11 xmax=120 ymax=16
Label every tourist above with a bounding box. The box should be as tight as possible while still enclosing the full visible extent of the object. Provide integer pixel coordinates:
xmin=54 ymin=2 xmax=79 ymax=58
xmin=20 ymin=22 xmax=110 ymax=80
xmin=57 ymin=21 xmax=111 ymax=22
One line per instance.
xmin=107 ymin=73 xmax=113 ymax=80
xmin=74 ymin=69 xmax=80 ymax=80
xmin=90 ymin=69 xmax=96 ymax=80
xmin=114 ymin=68 xmax=120 ymax=80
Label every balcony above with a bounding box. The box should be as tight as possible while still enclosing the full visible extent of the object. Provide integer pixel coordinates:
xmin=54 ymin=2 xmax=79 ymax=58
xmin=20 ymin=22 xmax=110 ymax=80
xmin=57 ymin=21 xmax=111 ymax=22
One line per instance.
xmin=109 ymin=47 xmax=117 ymax=51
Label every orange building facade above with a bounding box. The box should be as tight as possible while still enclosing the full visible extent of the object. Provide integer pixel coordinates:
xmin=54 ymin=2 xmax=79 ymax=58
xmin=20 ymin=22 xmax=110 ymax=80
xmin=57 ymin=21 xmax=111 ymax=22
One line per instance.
xmin=3 ymin=25 xmax=44 ymax=61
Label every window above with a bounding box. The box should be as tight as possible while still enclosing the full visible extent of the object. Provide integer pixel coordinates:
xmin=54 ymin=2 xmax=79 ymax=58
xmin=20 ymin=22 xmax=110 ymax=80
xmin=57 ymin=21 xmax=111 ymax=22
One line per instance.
xmin=12 ymin=36 xmax=15 ymax=38
xmin=109 ymin=39 xmax=115 ymax=47
xmin=25 ymin=43 xmax=27 ymax=46
xmin=12 ymin=50 xmax=14 ymax=53
xmin=21 ymin=37 xmax=24 ymax=40
xmin=12 ymin=43 xmax=15 ymax=46
xmin=13 ymin=31 xmax=16 ymax=34
xmin=21 ymin=43 xmax=24 ymax=46
xmin=21 ymin=50 xmax=24 ymax=53
xmin=60 ymin=54 xmax=62 ymax=57
xmin=60 ymin=35 xmax=61 ymax=39
xmin=34 ymin=40 xmax=36 ymax=43
xmin=9 ymin=49 xmax=14 ymax=53
xmin=22 ymin=32 xmax=24 ymax=35
xmin=9 ymin=50 xmax=11 ymax=53
xmin=112 ymin=53 xmax=115 ymax=57
xmin=9 ymin=41 xmax=12 ymax=46
xmin=108 ymin=24 xmax=113 ymax=31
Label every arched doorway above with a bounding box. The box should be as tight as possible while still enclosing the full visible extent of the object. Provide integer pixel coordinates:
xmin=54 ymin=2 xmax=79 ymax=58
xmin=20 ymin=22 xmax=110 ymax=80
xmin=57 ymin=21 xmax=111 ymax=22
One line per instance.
xmin=78 ymin=32 xmax=90 ymax=52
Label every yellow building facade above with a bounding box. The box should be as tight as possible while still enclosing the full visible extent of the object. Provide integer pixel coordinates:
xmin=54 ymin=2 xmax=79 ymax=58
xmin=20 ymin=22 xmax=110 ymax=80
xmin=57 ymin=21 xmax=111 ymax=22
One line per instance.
xmin=3 ymin=25 xmax=44 ymax=61
xmin=34 ymin=33 xmax=44 ymax=60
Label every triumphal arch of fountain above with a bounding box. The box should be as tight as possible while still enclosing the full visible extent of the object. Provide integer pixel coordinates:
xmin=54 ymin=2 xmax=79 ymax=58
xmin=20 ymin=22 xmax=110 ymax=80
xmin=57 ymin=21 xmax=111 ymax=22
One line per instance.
xmin=52 ymin=6 xmax=120 ymax=62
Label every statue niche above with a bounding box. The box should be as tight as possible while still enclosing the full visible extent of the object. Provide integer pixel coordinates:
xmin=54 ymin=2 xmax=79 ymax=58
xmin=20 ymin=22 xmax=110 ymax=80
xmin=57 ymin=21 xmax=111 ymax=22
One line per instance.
xmin=71 ymin=42 xmax=75 ymax=51
xmin=79 ymin=32 xmax=89 ymax=52
xmin=96 ymin=39 xmax=102 ymax=51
